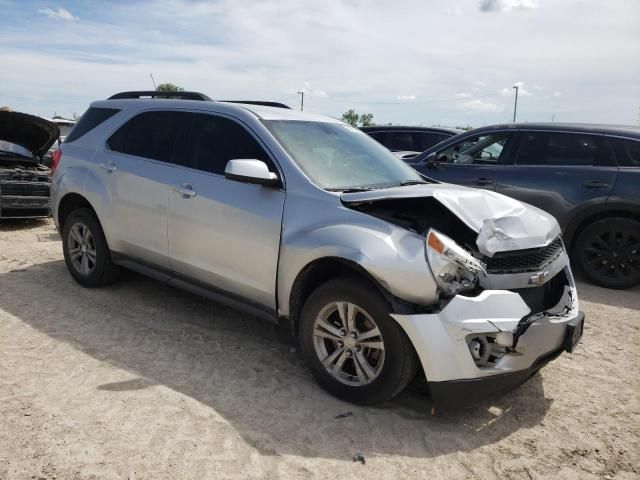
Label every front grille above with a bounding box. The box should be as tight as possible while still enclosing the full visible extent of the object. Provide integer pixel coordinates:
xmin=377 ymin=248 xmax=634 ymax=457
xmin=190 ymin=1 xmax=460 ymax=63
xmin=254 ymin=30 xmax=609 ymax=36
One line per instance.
xmin=486 ymin=237 xmax=563 ymax=274
xmin=0 ymin=183 xmax=50 ymax=197
xmin=512 ymin=269 xmax=568 ymax=314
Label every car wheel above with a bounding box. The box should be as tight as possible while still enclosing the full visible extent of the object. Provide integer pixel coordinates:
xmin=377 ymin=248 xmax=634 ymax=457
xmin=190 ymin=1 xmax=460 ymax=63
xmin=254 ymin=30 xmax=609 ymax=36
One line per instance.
xmin=574 ymin=217 xmax=640 ymax=289
xmin=62 ymin=208 xmax=120 ymax=287
xmin=299 ymin=278 xmax=418 ymax=405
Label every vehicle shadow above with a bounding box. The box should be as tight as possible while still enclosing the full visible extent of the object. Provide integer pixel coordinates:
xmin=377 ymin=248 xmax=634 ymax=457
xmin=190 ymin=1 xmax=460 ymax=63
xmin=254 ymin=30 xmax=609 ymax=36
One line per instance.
xmin=0 ymin=260 xmax=553 ymax=460
xmin=0 ymin=217 xmax=50 ymax=232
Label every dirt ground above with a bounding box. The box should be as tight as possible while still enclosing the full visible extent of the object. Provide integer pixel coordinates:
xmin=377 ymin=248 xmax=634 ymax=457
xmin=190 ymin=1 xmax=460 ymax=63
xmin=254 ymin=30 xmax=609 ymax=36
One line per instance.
xmin=0 ymin=218 xmax=638 ymax=480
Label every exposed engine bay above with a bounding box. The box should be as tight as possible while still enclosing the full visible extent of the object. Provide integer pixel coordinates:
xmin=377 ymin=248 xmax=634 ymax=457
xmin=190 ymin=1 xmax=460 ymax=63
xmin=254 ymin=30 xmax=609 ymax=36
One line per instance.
xmin=0 ymin=159 xmax=51 ymax=218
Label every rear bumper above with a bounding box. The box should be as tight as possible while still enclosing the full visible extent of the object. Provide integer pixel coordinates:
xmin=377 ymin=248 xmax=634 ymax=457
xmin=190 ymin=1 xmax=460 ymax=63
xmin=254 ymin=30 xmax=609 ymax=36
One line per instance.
xmin=391 ymin=266 xmax=583 ymax=407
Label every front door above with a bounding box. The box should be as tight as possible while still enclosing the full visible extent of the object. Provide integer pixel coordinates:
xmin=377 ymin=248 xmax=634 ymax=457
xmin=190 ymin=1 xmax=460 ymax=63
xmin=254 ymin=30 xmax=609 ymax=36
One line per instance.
xmin=167 ymin=112 xmax=285 ymax=309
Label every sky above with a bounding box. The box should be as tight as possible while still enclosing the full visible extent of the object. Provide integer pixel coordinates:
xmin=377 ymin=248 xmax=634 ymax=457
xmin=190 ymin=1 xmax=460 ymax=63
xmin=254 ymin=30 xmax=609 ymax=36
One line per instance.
xmin=1 ymin=0 xmax=639 ymax=127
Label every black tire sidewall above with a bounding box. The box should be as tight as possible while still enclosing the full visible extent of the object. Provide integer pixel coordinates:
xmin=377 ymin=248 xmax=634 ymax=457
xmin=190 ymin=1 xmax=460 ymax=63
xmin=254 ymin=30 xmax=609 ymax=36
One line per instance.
xmin=62 ymin=209 xmax=114 ymax=287
xmin=299 ymin=278 xmax=416 ymax=405
xmin=574 ymin=217 xmax=640 ymax=289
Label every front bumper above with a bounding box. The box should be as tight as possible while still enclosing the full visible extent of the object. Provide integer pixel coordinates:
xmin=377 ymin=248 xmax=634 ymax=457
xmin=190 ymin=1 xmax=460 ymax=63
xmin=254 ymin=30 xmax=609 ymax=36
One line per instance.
xmin=391 ymin=267 xmax=583 ymax=408
xmin=0 ymin=195 xmax=50 ymax=218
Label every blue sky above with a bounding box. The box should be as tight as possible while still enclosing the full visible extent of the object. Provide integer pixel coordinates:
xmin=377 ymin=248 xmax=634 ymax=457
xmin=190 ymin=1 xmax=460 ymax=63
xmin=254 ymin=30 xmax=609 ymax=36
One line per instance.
xmin=1 ymin=0 xmax=639 ymax=127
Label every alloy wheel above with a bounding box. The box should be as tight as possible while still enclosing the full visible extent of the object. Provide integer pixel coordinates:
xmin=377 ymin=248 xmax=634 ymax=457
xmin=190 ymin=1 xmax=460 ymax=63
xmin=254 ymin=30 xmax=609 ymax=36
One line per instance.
xmin=312 ymin=301 xmax=385 ymax=386
xmin=68 ymin=222 xmax=97 ymax=276
xmin=583 ymin=229 xmax=639 ymax=282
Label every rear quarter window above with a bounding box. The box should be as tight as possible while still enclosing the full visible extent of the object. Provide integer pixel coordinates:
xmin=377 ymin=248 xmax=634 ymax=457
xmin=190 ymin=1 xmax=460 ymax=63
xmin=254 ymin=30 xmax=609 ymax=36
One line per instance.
xmin=609 ymin=138 xmax=640 ymax=167
xmin=65 ymin=107 xmax=120 ymax=143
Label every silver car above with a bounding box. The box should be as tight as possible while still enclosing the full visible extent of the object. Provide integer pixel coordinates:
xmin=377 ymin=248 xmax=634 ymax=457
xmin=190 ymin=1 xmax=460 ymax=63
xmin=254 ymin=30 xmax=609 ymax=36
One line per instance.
xmin=50 ymin=91 xmax=584 ymax=408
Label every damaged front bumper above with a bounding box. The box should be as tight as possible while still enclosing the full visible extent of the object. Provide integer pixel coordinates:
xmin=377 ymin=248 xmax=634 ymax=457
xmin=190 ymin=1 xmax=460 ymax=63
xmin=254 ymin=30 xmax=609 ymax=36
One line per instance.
xmin=391 ymin=266 xmax=584 ymax=408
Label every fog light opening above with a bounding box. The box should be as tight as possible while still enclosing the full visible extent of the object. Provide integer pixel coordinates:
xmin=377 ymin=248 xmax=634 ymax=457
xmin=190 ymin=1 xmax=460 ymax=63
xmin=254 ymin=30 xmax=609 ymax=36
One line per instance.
xmin=467 ymin=333 xmax=509 ymax=367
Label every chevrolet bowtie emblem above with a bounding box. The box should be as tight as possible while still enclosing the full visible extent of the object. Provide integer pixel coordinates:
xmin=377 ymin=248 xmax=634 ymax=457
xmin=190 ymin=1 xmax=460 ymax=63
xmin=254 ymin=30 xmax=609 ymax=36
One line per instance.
xmin=529 ymin=271 xmax=550 ymax=286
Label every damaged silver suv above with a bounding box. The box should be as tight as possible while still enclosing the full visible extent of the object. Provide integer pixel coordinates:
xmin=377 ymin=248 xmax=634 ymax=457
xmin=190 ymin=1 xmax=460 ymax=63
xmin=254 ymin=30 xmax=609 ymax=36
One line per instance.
xmin=51 ymin=91 xmax=584 ymax=408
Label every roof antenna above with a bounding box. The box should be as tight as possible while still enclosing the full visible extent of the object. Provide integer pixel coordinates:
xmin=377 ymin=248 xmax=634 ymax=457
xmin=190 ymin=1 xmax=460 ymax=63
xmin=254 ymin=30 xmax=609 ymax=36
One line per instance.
xmin=150 ymin=73 xmax=158 ymax=91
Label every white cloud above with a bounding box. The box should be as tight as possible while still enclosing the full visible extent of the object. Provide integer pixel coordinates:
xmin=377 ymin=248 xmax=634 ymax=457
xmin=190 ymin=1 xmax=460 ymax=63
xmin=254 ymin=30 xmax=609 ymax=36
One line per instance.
xmin=37 ymin=7 xmax=77 ymax=21
xmin=501 ymin=82 xmax=533 ymax=96
xmin=301 ymin=81 xmax=327 ymax=98
xmin=480 ymin=0 xmax=539 ymax=13
xmin=397 ymin=95 xmax=416 ymax=100
xmin=474 ymin=80 xmax=487 ymax=87
xmin=455 ymin=92 xmax=472 ymax=98
xmin=459 ymin=99 xmax=503 ymax=112
xmin=553 ymin=91 xmax=562 ymax=97
xmin=447 ymin=7 xmax=463 ymax=16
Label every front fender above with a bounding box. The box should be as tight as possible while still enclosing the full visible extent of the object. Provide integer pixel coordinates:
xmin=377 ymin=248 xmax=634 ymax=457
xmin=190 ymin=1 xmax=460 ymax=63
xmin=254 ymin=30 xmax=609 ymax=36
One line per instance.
xmin=277 ymin=209 xmax=438 ymax=317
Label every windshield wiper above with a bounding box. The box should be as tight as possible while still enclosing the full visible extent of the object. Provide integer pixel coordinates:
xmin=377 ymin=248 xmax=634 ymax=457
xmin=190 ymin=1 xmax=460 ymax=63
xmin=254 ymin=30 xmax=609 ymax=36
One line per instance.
xmin=388 ymin=180 xmax=429 ymax=188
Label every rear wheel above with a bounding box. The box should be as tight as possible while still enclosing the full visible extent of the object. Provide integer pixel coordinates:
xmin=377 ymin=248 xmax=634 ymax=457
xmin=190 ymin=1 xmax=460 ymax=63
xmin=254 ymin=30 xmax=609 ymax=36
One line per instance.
xmin=299 ymin=278 xmax=418 ymax=405
xmin=574 ymin=217 xmax=640 ymax=289
xmin=62 ymin=208 xmax=120 ymax=287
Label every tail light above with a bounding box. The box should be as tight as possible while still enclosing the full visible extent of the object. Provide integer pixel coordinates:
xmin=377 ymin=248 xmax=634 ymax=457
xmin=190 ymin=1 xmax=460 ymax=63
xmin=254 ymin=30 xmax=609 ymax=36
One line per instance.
xmin=50 ymin=148 xmax=62 ymax=175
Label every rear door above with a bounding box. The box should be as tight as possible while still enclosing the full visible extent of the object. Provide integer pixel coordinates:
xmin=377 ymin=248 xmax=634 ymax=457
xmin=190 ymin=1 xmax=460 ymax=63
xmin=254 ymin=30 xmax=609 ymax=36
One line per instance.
xmin=95 ymin=110 xmax=187 ymax=269
xmin=414 ymin=132 xmax=515 ymax=190
xmin=496 ymin=131 xmax=618 ymax=228
xmin=167 ymin=112 xmax=285 ymax=309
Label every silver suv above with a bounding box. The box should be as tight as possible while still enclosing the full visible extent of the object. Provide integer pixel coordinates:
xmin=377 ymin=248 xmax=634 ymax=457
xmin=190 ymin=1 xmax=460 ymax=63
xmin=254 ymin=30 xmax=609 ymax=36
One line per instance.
xmin=51 ymin=91 xmax=584 ymax=408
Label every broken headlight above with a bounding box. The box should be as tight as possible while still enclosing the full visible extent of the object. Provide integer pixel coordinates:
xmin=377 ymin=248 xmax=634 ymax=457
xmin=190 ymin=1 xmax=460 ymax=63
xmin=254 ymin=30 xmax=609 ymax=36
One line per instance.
xmin=425 ymin=229 xmax=486 ymax=296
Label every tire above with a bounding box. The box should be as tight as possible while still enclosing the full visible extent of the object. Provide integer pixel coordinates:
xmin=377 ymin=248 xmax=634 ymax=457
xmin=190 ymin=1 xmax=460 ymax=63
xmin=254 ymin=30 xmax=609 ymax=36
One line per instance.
xmin=299 ymin=278 xmax=418 ymax=405
xmin=574 ymin=217 xmax=640 ymax=289
xmin=62 ymin=208 xmax=120 ymax=287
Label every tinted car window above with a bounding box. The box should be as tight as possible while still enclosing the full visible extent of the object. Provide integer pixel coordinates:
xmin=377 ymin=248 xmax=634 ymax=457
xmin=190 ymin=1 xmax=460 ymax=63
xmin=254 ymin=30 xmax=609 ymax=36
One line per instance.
xmin=609 ymin=138 xmax=640 ymax=167
xmin=66 ymin=107 xmax=119 ymax=143
xmin=418 ymin=132 xmax=447 ymax=151
xmin=437 ymin=134 xmax=508 ymax=164
xmin=516 ymin=133 xmax=599 ymax=166
xmin=108 ymin=111 xmax=182 ymax=163
xmin=368 ymin=131 xmax=387 ymax=145
xmin=389 ymin=132 xmax=415 ymax=151
xmin=188 ymin=114 xmax=270 ymax=175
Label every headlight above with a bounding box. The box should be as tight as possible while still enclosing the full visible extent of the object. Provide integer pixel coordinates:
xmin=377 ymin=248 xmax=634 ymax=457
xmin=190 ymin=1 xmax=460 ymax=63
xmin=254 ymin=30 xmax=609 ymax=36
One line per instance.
xmin=426 ymin=229 xmax=486 ymax=296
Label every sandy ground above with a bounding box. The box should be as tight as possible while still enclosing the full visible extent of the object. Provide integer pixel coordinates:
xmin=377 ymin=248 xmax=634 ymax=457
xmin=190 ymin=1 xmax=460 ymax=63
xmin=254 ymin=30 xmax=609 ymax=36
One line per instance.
xmin=0 ymin=218 xmax=638 ymax=480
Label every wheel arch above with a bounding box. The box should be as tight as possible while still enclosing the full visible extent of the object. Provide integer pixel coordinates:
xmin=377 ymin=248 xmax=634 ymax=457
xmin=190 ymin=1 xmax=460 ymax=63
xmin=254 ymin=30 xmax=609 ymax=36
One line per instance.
xmin=57 ymin=193 xmax=100 ymax=232
xmin=283 ymin=256 xmax=418 ymax=338
xmin=564 ymin=202 xmax=640 ymax=252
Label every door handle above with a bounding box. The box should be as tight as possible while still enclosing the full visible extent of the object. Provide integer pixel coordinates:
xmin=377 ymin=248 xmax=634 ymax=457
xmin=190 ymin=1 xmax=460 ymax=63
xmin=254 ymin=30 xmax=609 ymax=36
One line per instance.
xmin=173 ymin=184 xmax=196 ymax=198
xmin=472 ymin=177 xmax=494 ymax=186
xmin=583 ymin=180 xmax=609 ymax=189
xmin=99 ymin=162 xmax=117 ymax=173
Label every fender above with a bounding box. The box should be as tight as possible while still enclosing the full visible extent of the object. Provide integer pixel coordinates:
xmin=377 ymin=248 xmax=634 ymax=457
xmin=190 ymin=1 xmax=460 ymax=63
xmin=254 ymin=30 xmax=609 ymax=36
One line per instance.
xmin=51 ymin=166 xmax=88 ymax=231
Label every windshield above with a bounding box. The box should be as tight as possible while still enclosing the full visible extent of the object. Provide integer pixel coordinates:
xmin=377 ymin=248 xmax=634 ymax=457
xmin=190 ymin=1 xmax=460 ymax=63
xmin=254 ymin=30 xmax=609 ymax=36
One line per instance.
xmin=265 ymin=120 xmax=424 ymax=190
xmin=0 ymin=140 xmax=34 ymax=159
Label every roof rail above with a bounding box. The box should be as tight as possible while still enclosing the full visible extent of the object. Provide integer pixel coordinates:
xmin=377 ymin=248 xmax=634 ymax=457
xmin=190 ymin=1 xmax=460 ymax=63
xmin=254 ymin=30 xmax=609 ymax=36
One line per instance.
xmin=220 ymin=100 xmax=291 ymax=109
xmin=108 ymin=91 xmax=212 ymax=101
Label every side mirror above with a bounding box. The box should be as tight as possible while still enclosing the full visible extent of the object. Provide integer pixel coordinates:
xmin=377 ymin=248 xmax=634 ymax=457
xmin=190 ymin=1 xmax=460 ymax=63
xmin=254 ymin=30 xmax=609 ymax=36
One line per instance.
xmin=224 ymin=159 xmax=280 ymax=187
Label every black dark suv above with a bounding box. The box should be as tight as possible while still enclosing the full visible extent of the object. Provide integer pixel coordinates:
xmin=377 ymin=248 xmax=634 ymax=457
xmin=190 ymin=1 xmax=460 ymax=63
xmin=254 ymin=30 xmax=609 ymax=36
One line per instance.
xmin=361 ymin=125 xmax=462 ymax=158
xmin=410 ymin=123 xmax=640 ymax=289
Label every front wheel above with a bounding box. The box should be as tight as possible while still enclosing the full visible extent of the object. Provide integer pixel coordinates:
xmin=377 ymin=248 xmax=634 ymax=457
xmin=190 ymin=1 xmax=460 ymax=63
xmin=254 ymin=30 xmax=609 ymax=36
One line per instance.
xmin=299 ymin=278 xmax=418 ymax=405
xmin=574 ymin=217 xmax=640 ymax=289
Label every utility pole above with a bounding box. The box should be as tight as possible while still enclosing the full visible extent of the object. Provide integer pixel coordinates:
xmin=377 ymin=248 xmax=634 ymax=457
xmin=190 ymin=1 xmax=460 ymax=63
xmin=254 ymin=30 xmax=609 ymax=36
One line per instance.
xmin=150 ymin=73 xmax=158 ymax=90
xmin=297 ymin=90 xmax=304 ymax=111
xmin=512 ymin=85 xmax=519 ymax=123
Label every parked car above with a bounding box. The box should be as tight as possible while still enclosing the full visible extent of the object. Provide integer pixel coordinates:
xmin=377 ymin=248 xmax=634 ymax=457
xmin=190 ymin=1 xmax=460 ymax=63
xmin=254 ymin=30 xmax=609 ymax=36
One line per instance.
xmin=50 ymin=92 xmax=584 ymax=408
xmin=361 ymin=125 xmax=463 ymax=156
xmin=409 ymin=123 xmax=640 ymax=289
xmin=0 ymin=111 xmax=58 ymax=219
xmin=43 ymin=117 xmax=77 ymax=167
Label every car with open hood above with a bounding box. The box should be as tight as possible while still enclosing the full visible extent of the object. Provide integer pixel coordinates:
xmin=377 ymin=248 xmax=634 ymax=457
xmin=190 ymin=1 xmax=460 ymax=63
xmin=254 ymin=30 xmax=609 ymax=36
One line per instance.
xmin=0 ymin=110 xmax=58 ymax=219
xmin=50 ymin=91 xmax=584 ymax=408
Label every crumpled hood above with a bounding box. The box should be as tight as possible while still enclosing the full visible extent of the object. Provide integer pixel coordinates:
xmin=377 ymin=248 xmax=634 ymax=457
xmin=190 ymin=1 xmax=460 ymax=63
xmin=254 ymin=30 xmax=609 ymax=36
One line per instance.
xmin=341 ymin=183 xmax=561 ymax=256
xmin=0 ymin=111 xmax=59 ymax=158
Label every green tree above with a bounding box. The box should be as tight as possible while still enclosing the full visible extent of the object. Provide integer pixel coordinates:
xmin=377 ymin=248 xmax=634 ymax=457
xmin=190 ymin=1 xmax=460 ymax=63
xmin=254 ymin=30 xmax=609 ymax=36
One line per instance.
xmin=341 ymin=110 xmax=375 ymax=127
xmin=156 ymin=83 xmax=184 ymax=92
xmin=360 ymin=112 xmax=374 ymax=126
xmin=341 ymin=109 xmax=360 ymax=126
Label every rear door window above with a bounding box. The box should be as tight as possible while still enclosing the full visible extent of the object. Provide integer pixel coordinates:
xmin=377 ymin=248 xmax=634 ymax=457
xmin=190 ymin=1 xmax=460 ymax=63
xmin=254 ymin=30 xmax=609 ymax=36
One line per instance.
xmin=108 ymin=111 xmax=184 ymax=163
xmin=187 ymin=113 xmax=271 ymax=175
xmin=516 ymin=132 xmax=599 ymax=166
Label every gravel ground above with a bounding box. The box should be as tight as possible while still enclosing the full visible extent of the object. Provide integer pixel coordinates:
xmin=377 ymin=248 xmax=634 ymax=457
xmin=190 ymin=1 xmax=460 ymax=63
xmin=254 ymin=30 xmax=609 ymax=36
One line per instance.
xmin=1 ymin=218 xmax=638 ymax=480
